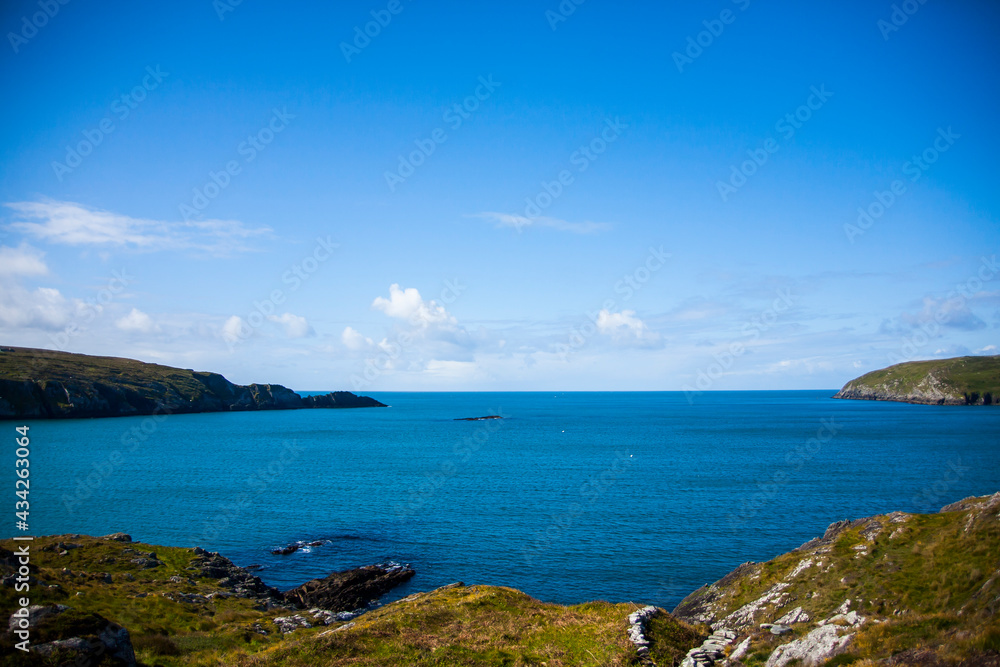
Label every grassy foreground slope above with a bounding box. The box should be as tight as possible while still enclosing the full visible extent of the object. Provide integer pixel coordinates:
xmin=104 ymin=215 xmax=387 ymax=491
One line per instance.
xmin=833 ymin=355 xmax=1000 ymax=405
xmin=0 ymin=534 xmax=702 ymax=666
xmin=674 ymin=493 xmax=1000 ymax=666
xmin=4 ymin=495 xmax=1000 ymax=666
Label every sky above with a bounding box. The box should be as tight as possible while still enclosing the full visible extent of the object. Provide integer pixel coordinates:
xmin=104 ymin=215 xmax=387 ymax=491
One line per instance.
xmin=0 ymin=0 xmax=998 ymax=392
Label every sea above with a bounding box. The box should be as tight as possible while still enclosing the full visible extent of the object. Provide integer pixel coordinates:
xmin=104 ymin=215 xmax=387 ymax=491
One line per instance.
xmin=9 ymin=391 xmax=1000 ymax=609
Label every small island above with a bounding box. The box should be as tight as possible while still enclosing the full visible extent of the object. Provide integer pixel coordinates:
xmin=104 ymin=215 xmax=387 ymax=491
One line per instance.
xmin=0 ymin=346 xmax=386 ymax=420
xmin=833 ymin=355 xmax=999 ymax=406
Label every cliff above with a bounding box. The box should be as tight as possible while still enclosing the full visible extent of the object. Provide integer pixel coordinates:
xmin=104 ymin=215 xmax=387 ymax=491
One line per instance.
xmin=833 ymin=355 xmax=1000 ymax=406
xmin=0 ymin=346 xmax=385 ymax=420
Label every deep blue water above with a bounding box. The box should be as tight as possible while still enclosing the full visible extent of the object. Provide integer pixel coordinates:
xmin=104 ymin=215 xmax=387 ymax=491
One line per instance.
xmin=6 ymin=391 xmax=999 ymax=609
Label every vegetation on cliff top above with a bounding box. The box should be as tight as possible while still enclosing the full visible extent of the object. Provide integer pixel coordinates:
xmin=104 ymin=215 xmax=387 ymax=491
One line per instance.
xmin=834 ymin=355 xmax=1000 ymax=405
xmin=0 ymin=346 xmax=384 ymax=419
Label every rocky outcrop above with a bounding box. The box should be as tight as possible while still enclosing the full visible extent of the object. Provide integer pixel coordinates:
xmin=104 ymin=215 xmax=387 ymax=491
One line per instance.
xmin=186 ymin=547 xmax=284 ymax=606
xmin=282 ymin=563 xmax=415 ymax=612
xmin=6 ymin=604 xmax=137 ymax=666
xmin=679 ymin=627 xmax=737 ymax=667
xmin=0 ymin=346 xmax=385 ymax=420
xmin=833 ymin=355 xmax=999 ymax=406
xmin=673 ymin=494 xmax=1000 ymax=667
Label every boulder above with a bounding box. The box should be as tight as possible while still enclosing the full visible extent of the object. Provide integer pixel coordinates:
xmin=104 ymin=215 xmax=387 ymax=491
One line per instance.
xmin=283 ymin=564 xmax=415 ymax=612
xmin=766 ymin=624 xmax=855 ymax=667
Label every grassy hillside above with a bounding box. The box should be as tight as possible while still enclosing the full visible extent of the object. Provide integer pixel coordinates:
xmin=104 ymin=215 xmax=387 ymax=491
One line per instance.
xmin=0 ymin=534 xmax=702 ymax=666
xmin=834 ymin=355 xmax=1000 ymax=405
xmin=673 ymin=493 xmax=1000 ymax=665
xmin=4 ymin=495 xmax=1000 ymax=665
xmin=0 ymin=346 xmax=383 ymax=419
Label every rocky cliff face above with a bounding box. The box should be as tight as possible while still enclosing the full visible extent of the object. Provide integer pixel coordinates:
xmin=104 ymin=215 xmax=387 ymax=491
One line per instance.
xmin=833 ymin=355 xmax=999 ymax=406
xmin=832 ymin=372 xmax=966 ymax=405
xmin=0 ymin=346 xmax=385 ymax=420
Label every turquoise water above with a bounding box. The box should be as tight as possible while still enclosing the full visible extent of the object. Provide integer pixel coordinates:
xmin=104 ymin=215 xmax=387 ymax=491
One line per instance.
xmin=7 ymin=391 xmax=999 ymax=608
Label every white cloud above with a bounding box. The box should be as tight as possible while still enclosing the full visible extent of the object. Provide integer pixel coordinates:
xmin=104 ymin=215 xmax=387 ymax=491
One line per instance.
xmin=472 ymin=212 xmax=612 ymax=234
xmin=899 ymin=295 xmax=986 ymax=332
xmin=5 ymin=200 xmax=271 ymax=255
xmin=0 ymin=244 xmax=48 ymax=277
xmin=976 ymin=345 xmax=997 ymax=354
xmin=372 ymin=284 xmax=456 ymax=327
xmin=115 ymin=308 xmax=159 ymax=334
xmin=596 ymin=309 xmax=660 ymax=344
xmin=0 ymin=284 xmax=79 ymax=331
xmin=222 ymin=315 xmax=248 ymax=343
xmin=268 ymin=312 xmax=314 ymax=338
xmin=342 ymin=326 xmax=374 ymax=350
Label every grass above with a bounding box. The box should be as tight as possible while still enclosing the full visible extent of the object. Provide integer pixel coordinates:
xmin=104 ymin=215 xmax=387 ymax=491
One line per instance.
xmin=673 ymin=494 xmax=1000 ymax=665
xmin=0 ymin=534 xmax=703 ymax=666
xmin=839 ymin=355 xmax=1000 ymax=404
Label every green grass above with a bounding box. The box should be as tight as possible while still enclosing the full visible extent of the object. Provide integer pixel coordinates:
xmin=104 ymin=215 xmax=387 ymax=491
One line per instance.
xmin=0 ymin=534 xmax=702 ymax=666
xmin=839 ymin=355 xmax=1000 ymax=404
xmin=674 ymin=494 xmax=1000 ymax=665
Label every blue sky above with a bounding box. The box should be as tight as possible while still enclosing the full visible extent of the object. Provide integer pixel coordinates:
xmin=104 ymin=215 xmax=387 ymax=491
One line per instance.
xmin=1 ymin=0 xmax=998 ymax=391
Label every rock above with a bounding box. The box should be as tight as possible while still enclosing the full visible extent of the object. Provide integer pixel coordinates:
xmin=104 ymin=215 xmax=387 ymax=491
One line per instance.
xmin=283 ymin=563 xmax=415 ymax=612
xmin=770 ymin=624 xmax=792 ymax=635
xmin=730 ymin=635 xmax=752 ymax=661
xmin=766 ymin=624 xmax=855 ymax=667
xmin=625 ymin=605 xmax=659 ymax=656
xmin=273 ymin=615 xmax=313 ymax=634
xmin=8 ymin=604 xmax=69 ymax=630
xmin=272 ymin=544 xmax=300 ymax=555
xmin=775 ymin=606 xmax=810 ymax=625
xmin=188 ymin=551 xmax=283 ymax=604
xmin=103 ymin=532 xmax=132 ymax=542
xmin=18 ymin=608 xmax=137 ymax=667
